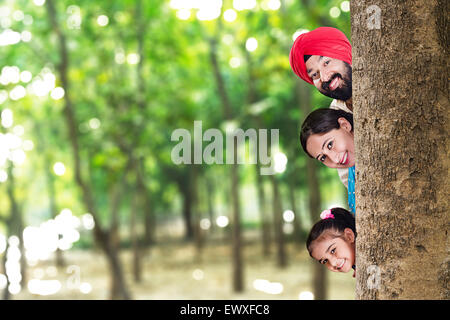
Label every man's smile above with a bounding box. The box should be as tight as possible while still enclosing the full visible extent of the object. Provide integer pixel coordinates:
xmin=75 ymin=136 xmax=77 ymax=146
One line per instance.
xmin=329 ymin=77 xmax=340 ymax=91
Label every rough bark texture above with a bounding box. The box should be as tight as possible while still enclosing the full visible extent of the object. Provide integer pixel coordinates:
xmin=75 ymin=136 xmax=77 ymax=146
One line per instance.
xmin=351 ymin=0 xmax=449 ymax=299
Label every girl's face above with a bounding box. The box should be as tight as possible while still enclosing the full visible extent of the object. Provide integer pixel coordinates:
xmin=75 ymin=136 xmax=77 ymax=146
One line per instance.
xmin=310 ymin=228 xmax=355 ymax=273
xmin=305 ymin=117 xmax=354 ymax=168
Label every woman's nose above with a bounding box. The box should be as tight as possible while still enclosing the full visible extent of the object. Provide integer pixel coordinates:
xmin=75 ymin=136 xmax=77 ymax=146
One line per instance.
xmin=325 ymin=150 xmax=340 ymax=164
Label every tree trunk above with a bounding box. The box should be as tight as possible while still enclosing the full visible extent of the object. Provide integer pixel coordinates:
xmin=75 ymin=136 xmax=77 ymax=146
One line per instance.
xmin=297 ymin=81 xmax=327 ymax=299
xmin=288 ymin=174 xmax=303 ymax=245
xmin=208 ymin=23 xmax=244 ymax=292
xmin=46 ymin=0 xmax=131 ymax=300
xmin=231 ymin=152 xmax=244 ymax=292
xmin=351 ymin=0 xmax=449 ymax=299
xmin=255 ymin=162 xmax=271 ymax=257
xmin=270 ymin=175 xmax=287 ymax=268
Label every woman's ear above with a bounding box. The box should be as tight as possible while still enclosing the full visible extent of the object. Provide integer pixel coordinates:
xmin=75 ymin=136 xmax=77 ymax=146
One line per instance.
xmin=343 ymin=228 xmax=355 ymax=243
xmin=338 ymin=117 xmax=352 ymax=132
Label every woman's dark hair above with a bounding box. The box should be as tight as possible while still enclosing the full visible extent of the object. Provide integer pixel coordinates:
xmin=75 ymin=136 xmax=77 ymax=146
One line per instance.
xmin=299 ymin=108 xmax=353 ymax=158
xmin=304 ymin=55 xmax=312 ymax=62
xmin=306 ymin=207 xmax=356 ymax=257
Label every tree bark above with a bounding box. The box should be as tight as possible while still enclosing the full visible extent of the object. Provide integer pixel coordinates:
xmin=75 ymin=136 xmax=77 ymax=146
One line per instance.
xmin=45 ymin=0 xmax=131 ymax=300
xmin=270 ymin=175 xmax=288 ymax=268
xmin=351 ymin=0 xmax=449 ymax=299
xmin=255 ymin=162 xmax=271 ymax=257
xmin=208 ymin=20 xmax=244 ymax=292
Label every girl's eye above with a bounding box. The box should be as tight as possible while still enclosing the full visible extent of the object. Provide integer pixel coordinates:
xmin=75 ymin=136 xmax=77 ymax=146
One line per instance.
xmin=319 ymin=155 xmax=326 ymax=162
xmin=327 ymin=141 xmax=333 ymax=149
xmin=331 ymin=248 xmax=335 ymax=254
xmin=322 ymin=259 xmax=328 ymax=265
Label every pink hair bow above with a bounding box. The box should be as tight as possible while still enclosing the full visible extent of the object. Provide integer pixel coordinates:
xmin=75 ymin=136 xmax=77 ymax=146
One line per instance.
xmin=320 ymin=209 xmax=334 ymax=220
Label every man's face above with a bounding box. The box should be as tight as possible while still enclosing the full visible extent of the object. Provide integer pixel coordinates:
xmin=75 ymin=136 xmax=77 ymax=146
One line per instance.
xmin=305 ymin=55 xmax=352 ymax=101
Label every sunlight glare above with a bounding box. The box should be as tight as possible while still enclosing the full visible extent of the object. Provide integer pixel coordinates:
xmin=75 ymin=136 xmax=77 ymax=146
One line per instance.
xmin=0 ymin=29 xmax=21 ymax=46
xmin=245 ymin=37 xmax=258 ymax=52
xmin=0 ymin=233 xmax=6 ymax=254
xmin=0 ymin=274 xmax=6 ymax=290
xmin=82 ymin=213 xmax=95 ymax=230
xmin=282 ymin=210 xmax=295 ymax=223
xmin=13 ymin=125 xmax=24 ymax=136
xmin=20 ymin=70 xmax=32 ymax=83
xmin=33 ymin=0 xmax=46 ymax=6
xmin=341 ymin=1 xmax=350 ymax=12
xmin=253 ymin=279 xmax=283 ymax=294
xmin=298 ymin=291 xmax=314 ymax=300
xmin=233 ymin=0 xmax=257 ymax=11
xmin=223 ymin=9 xmax=237 ymax=22
xmin=274 ymin=151 xmax=287 ymax=173
xmin=216 ymin=215 xmax=229 ymax=228
xmin=97 ymin=15 xmax=109 ymax=26
xmin=80 ymin=282 xmax=92 ymax=294
xmin=1 ymin=108 xmax=13 ymax=128
xmin=21 ymin=30 xmax=32 ymax=42
xmin=229 ymin=57 xmax=241 ymax=68
xmin=192 ymin=269 xmax=204 ymax=280
xmin=50 ymin=87 xmax=65 ymax=100
xmin=28 ymin=279 xmax=61 ymax=296
xmin=292 ymin=29 xmax=309 ymax=41
xmin=200 ymin=218 xmax=211 ymax=230
xmin=329 ymin=6 xmax=341 ymax=18
xmin=176 ymin=9 xmax=191 ymax=20
xmin=0 ymin=170 xmax=7 ymax=182
xmin=127 ymin=53 xmax=140 ymax=65
xmin=53 ymin=162 xmax=66 ymax=176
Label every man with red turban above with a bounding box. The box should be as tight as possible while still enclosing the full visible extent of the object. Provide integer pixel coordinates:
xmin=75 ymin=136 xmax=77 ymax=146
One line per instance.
xmin=289 ymin=27 xmax=353 ymax=113
xmin=290 ymin=27 xmax=353 ymax=187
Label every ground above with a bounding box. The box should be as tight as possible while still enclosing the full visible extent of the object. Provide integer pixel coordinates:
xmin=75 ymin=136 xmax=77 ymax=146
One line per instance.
xmin=12 ymin=236 xmax=355 ymax=300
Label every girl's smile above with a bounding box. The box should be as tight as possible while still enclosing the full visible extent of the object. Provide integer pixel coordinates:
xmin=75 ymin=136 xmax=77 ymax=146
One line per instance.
xmin=310 ymin=228 xmax=356 ymax=273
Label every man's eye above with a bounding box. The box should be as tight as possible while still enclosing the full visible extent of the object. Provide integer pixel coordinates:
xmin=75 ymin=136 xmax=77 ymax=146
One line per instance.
xmin=311 ymin=72 xmax=319 ymax=80
xmin=325 ymin=60 xmax=330 ymax=66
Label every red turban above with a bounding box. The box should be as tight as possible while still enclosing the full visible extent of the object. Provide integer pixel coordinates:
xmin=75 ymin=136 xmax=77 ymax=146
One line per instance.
xmin=289 ymin=27 xmax=352 ymax=85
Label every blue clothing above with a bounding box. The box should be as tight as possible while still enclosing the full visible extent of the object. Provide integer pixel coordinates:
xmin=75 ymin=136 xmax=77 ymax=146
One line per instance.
xmin=348 ymin=166 xmax=356 ymax=214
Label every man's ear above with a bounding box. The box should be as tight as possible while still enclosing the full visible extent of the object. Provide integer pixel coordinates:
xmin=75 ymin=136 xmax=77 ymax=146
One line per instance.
xmin=338 ymin=117 xmax=352 ymax=132
xmin=343 ymin=228 xmax=355 ymax=243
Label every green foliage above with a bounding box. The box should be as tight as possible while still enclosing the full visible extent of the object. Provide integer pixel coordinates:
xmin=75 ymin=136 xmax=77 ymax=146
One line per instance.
xmin=0 ymin=0 xmax=350 ymax=239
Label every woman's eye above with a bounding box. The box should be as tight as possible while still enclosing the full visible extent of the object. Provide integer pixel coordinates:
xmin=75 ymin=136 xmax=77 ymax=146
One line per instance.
xmin=327 ymin=141 xmax=333 ymax=149
xmin=322 ymin=259 xmax=328 ymax=265
xmin=331 ymin=248 xmax=335 ymax=254
xmin=319 ymin=155 xmax=326 ymax=162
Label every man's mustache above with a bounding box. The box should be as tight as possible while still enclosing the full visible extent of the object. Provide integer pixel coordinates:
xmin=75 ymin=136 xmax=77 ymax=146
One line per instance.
xmin=322 ymin=73 xmax=342 ymax=91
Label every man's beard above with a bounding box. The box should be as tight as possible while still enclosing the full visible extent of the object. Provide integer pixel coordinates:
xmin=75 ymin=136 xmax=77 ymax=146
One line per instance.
xmin=320 ymin=62 xmax=352 ymax=101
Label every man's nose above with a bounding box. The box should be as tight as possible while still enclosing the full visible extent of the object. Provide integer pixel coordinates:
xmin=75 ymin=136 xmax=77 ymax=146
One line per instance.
xmin=320 ymin=68 xmax=332 ymax=83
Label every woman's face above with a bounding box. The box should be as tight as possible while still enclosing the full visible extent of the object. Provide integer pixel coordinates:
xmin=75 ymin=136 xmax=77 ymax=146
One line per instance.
xmin=305 ymin=118 xmax=354 ymax=168
xmin=310 ymin=228 xmax=355 ymax=273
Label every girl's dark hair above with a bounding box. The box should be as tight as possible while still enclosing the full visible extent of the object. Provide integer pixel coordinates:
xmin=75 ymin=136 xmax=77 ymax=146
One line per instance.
xmin=306 ymin=207 xmax=356 ymax=257
xmin=304 ymin=55 xmax=312 ymax=62
xmin=299 ymin=108 xmax=353 ymax=158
